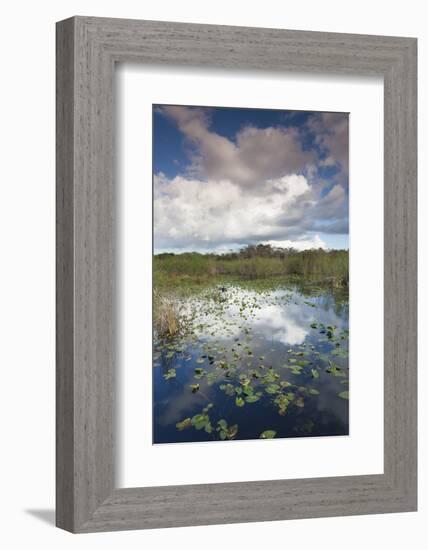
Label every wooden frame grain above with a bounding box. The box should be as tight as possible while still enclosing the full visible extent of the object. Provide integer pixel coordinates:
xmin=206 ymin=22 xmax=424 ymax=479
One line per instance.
xmin=56 ymin=16 xmax=417 ymax=533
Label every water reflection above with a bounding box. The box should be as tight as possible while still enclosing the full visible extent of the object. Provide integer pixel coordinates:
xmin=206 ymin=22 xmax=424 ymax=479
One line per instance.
xmin=153 ymin=284 xmax=349 ymax=444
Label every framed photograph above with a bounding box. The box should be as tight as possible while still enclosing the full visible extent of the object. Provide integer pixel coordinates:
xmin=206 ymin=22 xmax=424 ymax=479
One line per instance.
xmin=56 ymin=17 xmax=417 ymax=532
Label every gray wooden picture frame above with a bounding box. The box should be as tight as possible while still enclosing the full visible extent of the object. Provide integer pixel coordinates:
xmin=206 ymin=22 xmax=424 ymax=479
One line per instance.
xmin=56 ymin=16 xmax=417 ymax=533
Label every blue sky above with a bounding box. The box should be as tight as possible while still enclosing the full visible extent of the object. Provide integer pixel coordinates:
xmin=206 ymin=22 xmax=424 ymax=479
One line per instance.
xmin=153 ymin=105 xmax=349 ymax=253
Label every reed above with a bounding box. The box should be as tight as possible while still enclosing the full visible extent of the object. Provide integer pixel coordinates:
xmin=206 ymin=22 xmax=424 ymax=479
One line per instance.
xmin=154 ymin=246 xmax=348 ymax=284
xmin=153 ymin=291 xmax=182 ymax=338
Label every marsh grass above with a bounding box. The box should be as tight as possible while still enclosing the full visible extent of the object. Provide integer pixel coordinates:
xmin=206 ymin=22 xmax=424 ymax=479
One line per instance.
xmin=153 ymin=291 xmax=183 ymax=338
xmin=154 ymin=247 xmax=349 ymax=289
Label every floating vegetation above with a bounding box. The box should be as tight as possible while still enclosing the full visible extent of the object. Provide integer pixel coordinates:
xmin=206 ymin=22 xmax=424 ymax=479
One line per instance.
xmin=176 ymin=418 xmax=192 ymax=431
xmin=163 ymin=368 xmax=176 ymax=380
xmin=153 ymin=281 xmax=349 ymax=444
xmin=217 ymin=420 xmax=238 ymax=440
xmin=260 ymin=430 xmax=277 ymax=439
xmin=326 ymin=363 xmax=346 ymax=377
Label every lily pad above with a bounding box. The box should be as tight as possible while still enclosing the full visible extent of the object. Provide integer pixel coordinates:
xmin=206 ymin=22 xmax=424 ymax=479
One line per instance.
xmin=163 ymin=368 xmax=176 ymax=380
xmin=326 ymin=365 xmax=346 ymax=377
xmin=176 ymin=418 xmax=192 ymax=431
xmin=264 ymin=369 xmax=280 ymax=383
xmin=260 ymin=430 xmax=276 ymax=439
xmin=239 ymin=375 xmax=251 ymax=386
xmin=206 ymin=372 xmax=217 ymax=385
xmin=265 ymin=384 xmax=281 ymax=394
xmin=235 ymin=396 xmax=245 ymax=407
xmin=338 ymin=391 xmax=349 ymax=399
xmin=290 ymin=366 xmax=303 ymax=375
xmin=194 ymin=367 xmax=206 ymax=379
xmin=274 ymin=394 xmax=291 ymax=415
xmin=245 ymin=394 xmax=261 ymax=403
xmin=217 ymin=420 xmax=238 ymax=440
xmin=217 ymin=419 xmax=227 ymax=431
xmin=242 ymin=384 xmax=254 ymax=396
xmin=220 ymin=383 xmax=235 ymax=396
xmin=191 ymin=413 xmax=209 ymax=430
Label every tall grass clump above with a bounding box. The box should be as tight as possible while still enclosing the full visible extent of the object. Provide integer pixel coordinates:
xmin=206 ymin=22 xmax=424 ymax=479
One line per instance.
xmin=153 ymin=290 xmax=182 ymax=338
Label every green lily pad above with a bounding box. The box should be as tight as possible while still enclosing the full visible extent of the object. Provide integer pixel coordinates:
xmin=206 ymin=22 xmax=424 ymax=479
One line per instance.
xmin=242 ymin=384 xmax=254 ymax=396
xmin=260 ymin=430 xmax=276 ymax=439
xmin=217 ymin=419 xmax=227 ymax=431
xmin=206 ymin=372 xmax=217 ymax=385
xmin=245 ymin=394 xmax=261 ymax=403
xmin=274 ymin=394 xmax=291 ymax=415
xmin=176 ymin=418 xmax=192 ymax=431
xmin=338 ymin=391 xmax=349 ymax=399
xmin=220 ymin=383 xmax=235 ymax=396
xmin=191 ymin=413 xmax=209 ymax=430
xmin=311 ymin=369 xmax=319 ymax=379
xmin=239 ymin=375 xmax=251 ymax=386
xmin=264 ymin=369 xmax=280 ymax=383
xmin=190 ymin=383 xmax=200 ymax=393
xmin=163 ymin=368 xmax=176 ymax=380
xmin=265 ymin=384 xmax=281 ymax=394
xmin=235 ymin=396 xmax=245 ymax=407
xmin=326 ymin=365 xmax=346 ymax=377
xmin=290 ymin=366 xmax=303 ymax=375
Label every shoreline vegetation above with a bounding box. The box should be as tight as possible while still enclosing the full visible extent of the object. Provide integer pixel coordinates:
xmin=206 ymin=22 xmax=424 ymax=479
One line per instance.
xmin=155 ymin=244 xmax=348 ymax=287
xmin=154 ymin=244 xmax=349 ymax=339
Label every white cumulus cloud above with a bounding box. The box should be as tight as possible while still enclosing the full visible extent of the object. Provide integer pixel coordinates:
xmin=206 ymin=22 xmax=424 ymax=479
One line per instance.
xmin=154 ymin=106 xmax=349 ymax=252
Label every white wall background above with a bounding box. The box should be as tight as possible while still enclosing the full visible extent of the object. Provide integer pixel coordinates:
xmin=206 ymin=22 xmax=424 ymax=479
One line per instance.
xmin=0 ymin=1 xmax=424 ymax=548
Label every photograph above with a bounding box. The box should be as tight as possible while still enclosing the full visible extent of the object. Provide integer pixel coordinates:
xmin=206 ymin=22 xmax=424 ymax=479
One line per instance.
xmin=152 ymin=104 xmax=349 ymax=444
xmin=0 ymin=4 xmax=418 ymax=543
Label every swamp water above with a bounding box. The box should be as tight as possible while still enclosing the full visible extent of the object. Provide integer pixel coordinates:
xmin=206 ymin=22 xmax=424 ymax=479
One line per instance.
xmin=153 ymin=284 xmax=349 ymax=444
